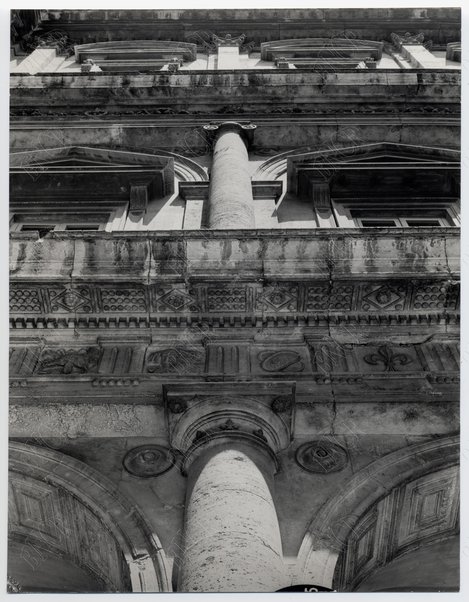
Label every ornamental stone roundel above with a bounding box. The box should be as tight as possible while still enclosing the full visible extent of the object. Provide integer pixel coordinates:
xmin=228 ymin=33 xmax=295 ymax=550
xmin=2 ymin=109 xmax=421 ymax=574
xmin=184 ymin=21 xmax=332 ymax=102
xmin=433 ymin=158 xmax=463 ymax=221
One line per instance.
xmin=295 ymin=441 xmax=348 ymax=474
xmin=123 ymin=445 xmax=175 ymax=478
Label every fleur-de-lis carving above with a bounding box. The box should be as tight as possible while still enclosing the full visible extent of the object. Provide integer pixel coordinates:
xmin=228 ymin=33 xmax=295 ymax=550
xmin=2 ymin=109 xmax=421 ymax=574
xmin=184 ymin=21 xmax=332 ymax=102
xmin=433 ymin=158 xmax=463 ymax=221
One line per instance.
xmin=363 ymin=345 xmax=413 ymax=372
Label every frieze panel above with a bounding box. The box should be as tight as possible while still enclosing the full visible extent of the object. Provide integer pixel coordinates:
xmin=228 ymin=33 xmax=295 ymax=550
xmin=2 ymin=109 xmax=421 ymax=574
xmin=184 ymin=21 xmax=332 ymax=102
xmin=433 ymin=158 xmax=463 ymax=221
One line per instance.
xmin=49 ymin=287 xmax=92 ymax=313
xmin=145 ymin=347 xmax=204 ymax=374
xmin=255 ymin=349 xmax=307 ymax=374
xmin=256 ymin=285 xmax=299 ymax=312
xmin=207 ymin=286 xmax=247 ymax=312
xmin=153 ymin=287 xmax=200 ymax=312
xmin=99 ymin=288 xmax=147 ymax=312
xmin=36 ymin=347 xmax=102 ymax=374
xmin=10 ymin=288 xmax=42 ymax=313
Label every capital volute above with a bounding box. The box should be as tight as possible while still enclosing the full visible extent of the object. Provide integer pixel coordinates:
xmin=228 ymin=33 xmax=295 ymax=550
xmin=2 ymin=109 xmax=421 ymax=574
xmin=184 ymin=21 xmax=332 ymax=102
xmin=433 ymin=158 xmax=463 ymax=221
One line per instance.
xmin=163 ymin=382 xmax=294 ymax=475
xmin=203 ymin=121 xmax=257 ymax=147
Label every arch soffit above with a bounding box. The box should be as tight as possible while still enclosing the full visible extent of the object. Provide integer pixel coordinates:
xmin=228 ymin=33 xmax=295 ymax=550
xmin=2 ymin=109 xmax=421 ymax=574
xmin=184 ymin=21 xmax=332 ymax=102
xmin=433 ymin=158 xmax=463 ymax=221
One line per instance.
xmin=296 ymin=435 xmax=459 ymax=580
xmin=9 ymin=441 xmax=171 ymax=593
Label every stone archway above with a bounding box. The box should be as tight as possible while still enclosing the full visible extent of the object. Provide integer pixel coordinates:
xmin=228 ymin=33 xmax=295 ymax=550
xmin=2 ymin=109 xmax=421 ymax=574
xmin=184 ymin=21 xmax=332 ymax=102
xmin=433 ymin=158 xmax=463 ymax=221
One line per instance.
xmin=295 ymin=435 xmax=459 ymax=590
xmin=8 ymin=441 xmax=171 ymax=593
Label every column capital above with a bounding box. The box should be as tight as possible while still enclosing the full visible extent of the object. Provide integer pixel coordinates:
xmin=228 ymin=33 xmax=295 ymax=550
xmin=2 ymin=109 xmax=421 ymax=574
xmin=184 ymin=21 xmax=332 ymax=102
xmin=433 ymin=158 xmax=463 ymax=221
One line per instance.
xmin=163 ymin=381 xmax=295 ymax=475
xmin=203 ymin=120 xmax=257 ymax=147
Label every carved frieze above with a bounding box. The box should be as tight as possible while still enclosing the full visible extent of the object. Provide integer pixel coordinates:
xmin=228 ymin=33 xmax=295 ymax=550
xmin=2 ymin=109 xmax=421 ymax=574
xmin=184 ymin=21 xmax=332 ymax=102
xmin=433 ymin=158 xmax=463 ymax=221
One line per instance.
xmin=9 ymin=280 xmax=460 ymax=320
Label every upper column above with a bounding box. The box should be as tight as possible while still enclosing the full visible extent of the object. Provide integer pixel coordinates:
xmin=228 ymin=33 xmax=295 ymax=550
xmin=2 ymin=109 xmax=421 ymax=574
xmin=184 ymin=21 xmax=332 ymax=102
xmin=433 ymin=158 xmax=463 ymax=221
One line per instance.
xmin=204 ymin=121 xmax=256 ymax=229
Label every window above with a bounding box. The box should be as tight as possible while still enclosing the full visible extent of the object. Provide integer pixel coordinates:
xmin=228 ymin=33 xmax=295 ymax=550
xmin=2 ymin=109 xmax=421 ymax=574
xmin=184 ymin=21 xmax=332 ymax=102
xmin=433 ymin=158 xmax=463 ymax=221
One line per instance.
xmin=10 ymin=215 xmax=107 ymax=235
xmin=349 ymin=210 xmax=454 ymax=228
xmin=359 ymin=219 xmax=399 ymax=227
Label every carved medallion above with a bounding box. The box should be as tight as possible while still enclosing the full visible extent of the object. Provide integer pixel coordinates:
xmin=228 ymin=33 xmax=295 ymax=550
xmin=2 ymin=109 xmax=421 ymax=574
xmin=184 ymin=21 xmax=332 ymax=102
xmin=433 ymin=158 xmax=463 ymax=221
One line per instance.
xmin=296 ymin=441 xmax=348 ymax=474
xmin=271 ymin=396 xmax=292 ymax=413
xmin=123 ymin=445 xmax=175 ymax=478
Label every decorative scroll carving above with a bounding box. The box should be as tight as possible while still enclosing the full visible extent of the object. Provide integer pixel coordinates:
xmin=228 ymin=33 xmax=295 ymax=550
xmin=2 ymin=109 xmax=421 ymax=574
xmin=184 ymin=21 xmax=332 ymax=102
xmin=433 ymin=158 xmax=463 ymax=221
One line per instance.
xmin=363 ymin=345 xmax=413 ymax=372
xmin=123 ymin=445 xmax=175 ymax=478
xmin=296 ymin=441 xmax=348 ymax=474
xmin=37 ymin=347 xmax=101 ymax=374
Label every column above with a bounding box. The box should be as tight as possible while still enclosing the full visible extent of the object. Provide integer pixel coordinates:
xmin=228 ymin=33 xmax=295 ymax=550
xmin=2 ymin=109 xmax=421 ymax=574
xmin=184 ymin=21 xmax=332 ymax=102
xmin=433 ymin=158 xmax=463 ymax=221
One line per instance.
xmin=204 ymin=121 xmax=256 ymax=229
xmin=178 ymin=443 xmax=285 ymax=592
xmin=165 ymin=383 xmax=294 ymax=592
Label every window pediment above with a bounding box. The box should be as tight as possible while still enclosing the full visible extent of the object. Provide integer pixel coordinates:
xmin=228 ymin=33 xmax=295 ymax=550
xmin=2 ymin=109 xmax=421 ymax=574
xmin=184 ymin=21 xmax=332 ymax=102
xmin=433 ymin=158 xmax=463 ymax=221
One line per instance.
xmin=261 ymin=38 xmax=383 ymax=70
xmin=10 ymin=146 xmax=175 ymax=210
xmin=287 ymin=143 xmax=460 ymax=199
xmin=74 ymin=40 xmax=197 ymax=72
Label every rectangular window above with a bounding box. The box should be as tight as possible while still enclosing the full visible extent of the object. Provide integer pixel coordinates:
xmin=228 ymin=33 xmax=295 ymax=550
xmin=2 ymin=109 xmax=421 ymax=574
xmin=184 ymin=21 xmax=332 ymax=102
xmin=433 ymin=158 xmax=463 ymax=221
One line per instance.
xmin=402 ymin=218 xmax=446 ymax=227
xmin=358 ymin=219 xmax=399 ymax=227
xmin=64 ymin=224 xmax=101 ymax=231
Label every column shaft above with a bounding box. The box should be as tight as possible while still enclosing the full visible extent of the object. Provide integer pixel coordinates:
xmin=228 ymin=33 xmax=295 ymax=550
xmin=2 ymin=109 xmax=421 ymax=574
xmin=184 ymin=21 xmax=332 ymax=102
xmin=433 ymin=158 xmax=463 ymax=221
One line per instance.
xmin=207 ymin=126 xmax=255 ymax=229
xmin=178 ymin=447 xmax=285 ymax=592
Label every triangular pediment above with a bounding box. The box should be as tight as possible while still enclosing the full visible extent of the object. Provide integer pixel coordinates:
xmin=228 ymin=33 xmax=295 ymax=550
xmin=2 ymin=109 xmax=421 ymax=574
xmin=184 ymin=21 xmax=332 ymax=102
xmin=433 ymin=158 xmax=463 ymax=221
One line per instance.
xmin=10 ymin=146 xmax=174 ymax=170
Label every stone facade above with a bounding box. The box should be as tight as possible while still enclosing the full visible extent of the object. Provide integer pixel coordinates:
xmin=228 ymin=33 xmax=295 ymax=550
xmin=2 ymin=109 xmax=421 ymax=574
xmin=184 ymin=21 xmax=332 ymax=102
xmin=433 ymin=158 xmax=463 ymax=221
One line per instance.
xmin=9 ymin=8 xmax=460 ymax=593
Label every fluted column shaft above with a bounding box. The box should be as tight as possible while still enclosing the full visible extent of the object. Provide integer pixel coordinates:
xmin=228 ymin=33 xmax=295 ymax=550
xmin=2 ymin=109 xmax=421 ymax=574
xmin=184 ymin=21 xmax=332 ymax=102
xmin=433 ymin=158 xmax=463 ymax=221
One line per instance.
xmin=206 ymin=123 xmax=256 ymax=229
xmin=177 ymin=443 xmax=285 ymax=592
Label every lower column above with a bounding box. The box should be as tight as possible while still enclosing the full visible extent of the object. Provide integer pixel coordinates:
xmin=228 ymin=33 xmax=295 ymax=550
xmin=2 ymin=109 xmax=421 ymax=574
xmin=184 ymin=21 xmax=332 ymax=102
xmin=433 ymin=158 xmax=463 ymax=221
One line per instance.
xmin=178 ymin=442 xmax=286 ymax=592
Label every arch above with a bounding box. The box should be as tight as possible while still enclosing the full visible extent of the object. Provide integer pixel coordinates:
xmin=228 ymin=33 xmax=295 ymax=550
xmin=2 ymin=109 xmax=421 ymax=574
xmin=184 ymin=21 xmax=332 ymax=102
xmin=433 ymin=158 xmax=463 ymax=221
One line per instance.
xmin=9 ymin=441 xmax=171 ymax=592
xmin=295 ymin=435 xmax=459 ymax=589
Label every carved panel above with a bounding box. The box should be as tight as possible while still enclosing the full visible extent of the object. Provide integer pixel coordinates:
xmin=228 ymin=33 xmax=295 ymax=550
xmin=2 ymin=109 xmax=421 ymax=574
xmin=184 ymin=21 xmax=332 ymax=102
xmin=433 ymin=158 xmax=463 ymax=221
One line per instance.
xmin=9 ymin=476 xmax=63 ymax=547
xmin=100 ymin=288 xmax=147 ymax=312
xmin=36 ymin=347 xmax=102 ymax=374
xmin=9 ymin=473 xmax=126 ymax=591
xmin=362 ymin=345 xmax=414 ymax=372
xmin=49 ymin=287 xmax=92 ymax=313
xmin=305 ymin=285 xmax=329 ymax=311
xmin=395 ymin=466 xmax=459 ymax=551
xmin=256 ymin=285 xmax=299 ymax=312
xmin=411 ymin=281 xmax=459 ymax=311
xmin=10 ymin=288 xmax=42 ymax=313
xmin=360 ymin=283 xmax=407 ymax=312
xmin=153 ymin=287 xmax=199 ymax=312
xmin=145 ymin=347 xmax=204 ymax=374
xmin=207 ymin=286 xmax=247 ymax=312
xmin=257 ymin=350 xmax=305 ymax=373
